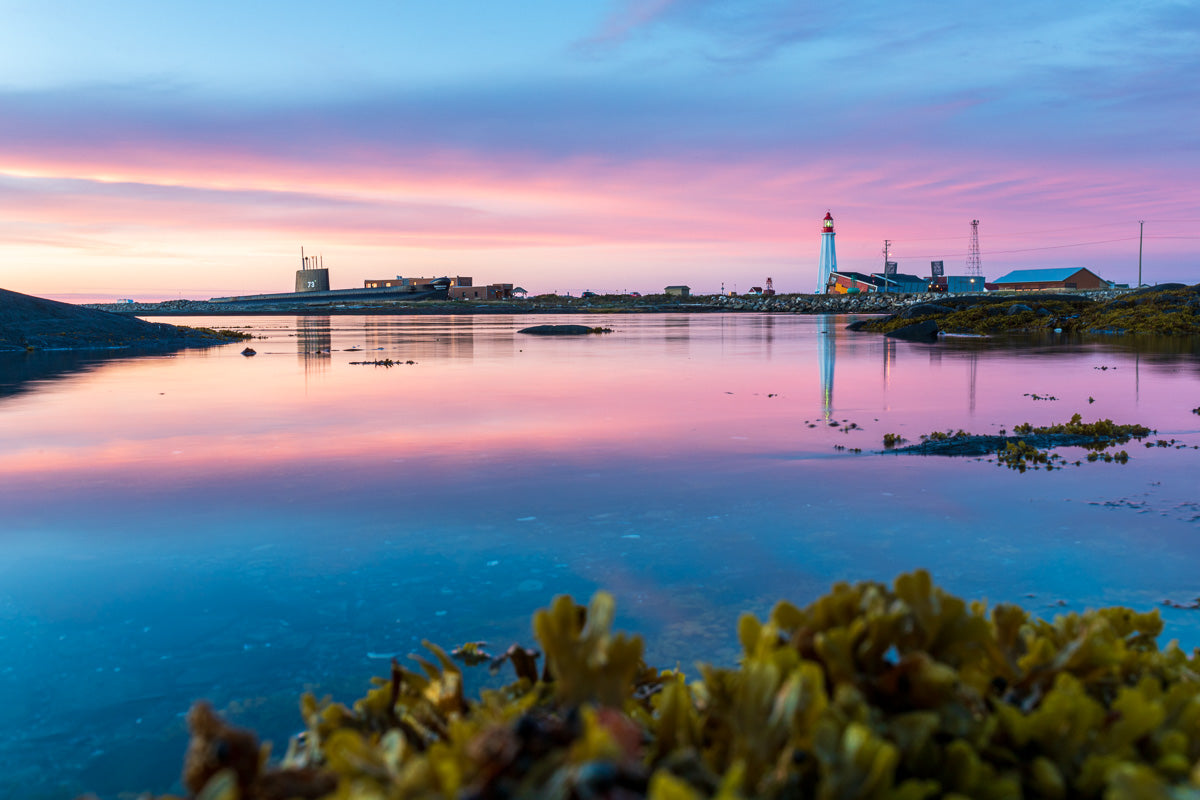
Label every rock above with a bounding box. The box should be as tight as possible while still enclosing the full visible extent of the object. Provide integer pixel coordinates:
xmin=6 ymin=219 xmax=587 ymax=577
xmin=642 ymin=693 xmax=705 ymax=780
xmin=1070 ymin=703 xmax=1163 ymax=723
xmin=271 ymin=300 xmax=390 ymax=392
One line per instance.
xmin=241 ymin=348 xmax=257 ymax=356
xmin=886 ymin=320 xmax=940 ymax=341
xmin=518 ymin=324 xmax=603 ymax=335
xmin=844 ymin=319 xmax=873 ymax=331
xmin=1006 ymin=304 xmax=1033 ymax=316
xmin=901 ymin=303 xmax=954 ymax=319
xmin=0 ymin=287 xmax=238 ymax=352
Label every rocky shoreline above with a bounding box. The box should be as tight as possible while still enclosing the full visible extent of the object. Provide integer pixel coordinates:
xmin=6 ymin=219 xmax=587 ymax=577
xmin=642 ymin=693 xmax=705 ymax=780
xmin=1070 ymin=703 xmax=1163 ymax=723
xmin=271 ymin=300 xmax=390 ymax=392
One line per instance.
xmin=848 ymin=283 xmax=1200 ymax=339
xmin=83 ymin=288 xmax=1128 ymax=317
xmin=1 ymin=288 xmax=247 ymax=352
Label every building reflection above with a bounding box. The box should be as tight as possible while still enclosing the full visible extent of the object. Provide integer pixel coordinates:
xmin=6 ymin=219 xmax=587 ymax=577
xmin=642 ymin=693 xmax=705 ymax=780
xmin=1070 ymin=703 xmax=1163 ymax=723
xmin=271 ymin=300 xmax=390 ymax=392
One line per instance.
xmin=297 ymin=316 xmax=332 ymax=374
xmin=362 ymin=316 xmax=477 ymax=360
xmin=881 ymin=338 xmax=895 ymax=392
xmin=967 ymin=349 xmax=978 ymax=414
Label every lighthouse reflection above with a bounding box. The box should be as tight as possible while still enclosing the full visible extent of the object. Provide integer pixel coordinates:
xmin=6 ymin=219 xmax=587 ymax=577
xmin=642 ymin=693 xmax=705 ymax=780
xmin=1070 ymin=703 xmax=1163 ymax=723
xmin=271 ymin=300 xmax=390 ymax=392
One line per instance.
xmin=819 ymin=316 xmax=835 ymax=420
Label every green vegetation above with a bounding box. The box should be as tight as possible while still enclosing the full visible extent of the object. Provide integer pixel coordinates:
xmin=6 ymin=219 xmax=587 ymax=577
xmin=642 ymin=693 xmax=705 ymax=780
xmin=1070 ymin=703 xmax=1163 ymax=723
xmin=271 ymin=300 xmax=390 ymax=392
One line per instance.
xmin=995 ymin=439 xmax=1059 ymax=471
xmin=882 ymin=433 xmax=907 ymax=448
xmin=922 ymin=429 xmax=970 ymax=442
xmin=184 ymin=326 xmax=253 ymax=341
xmin=147 ymin=571 xmax=1200 ymax=800
xmin=857 ymin=285 xmax=1200 ymax=337
xmin=1011 ymin=414 xmax=1151 ymax=445
xmin=888 ymin=415 xmax=1153 ymax=471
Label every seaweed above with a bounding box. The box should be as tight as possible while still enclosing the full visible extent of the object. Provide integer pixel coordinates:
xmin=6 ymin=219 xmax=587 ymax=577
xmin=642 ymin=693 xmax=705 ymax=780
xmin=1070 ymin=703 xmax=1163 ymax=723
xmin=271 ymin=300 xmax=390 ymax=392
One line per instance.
xmin=184 ymin=327 xmax=254 ymax=341
xmin=348 ymin=359 xmax=418 ymax=367
xmin=853 ymin=285 xmax=1200 ymax=337
xmin=889 ymin=415 xmax=1151 ymax=470
xmin=121 ymin=570 xmax=1200 ymax=800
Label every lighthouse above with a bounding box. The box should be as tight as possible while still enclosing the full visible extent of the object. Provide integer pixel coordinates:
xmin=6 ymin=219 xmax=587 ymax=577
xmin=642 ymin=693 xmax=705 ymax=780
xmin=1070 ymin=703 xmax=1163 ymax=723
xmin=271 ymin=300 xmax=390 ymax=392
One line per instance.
xmin=816 ymin=211 xmax=837 ymax=294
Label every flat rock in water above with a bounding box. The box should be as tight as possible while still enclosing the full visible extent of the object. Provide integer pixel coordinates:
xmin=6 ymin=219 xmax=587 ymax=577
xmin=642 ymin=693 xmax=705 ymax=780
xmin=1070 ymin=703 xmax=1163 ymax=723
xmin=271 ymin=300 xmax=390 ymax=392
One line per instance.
xmin=518 ymin=325 xmax=600 ymax=335
xmin=889 ymin=433 xmax=1135 ymax=457
xmin=886 ymin=320 xmax=940 ymax=341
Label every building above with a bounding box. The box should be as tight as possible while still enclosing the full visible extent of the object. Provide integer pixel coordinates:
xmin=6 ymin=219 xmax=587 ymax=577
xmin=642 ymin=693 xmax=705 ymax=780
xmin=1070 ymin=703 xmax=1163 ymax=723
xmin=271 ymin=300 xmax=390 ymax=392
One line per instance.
xmin=817 ymin=211 xmax=837 ymax=294
xmin=365 ymin=276 xmax=472 ymax=289
xmin=828 ymin=272 xmax=884 ymax=293
xmin=878 ymin=273 xmax=927 ymax=293
xmin=449 ymin=283 xmax=513 ymax=300
xmin=928 ymin=275 xmax=988 ymax=293
xmin=664 ymin=285 xmax=691 ymax=297
xmin=828 ymin=272 xmax=926 ymax=293
xmin=991 ymin=268 xmax=1108 ymax=291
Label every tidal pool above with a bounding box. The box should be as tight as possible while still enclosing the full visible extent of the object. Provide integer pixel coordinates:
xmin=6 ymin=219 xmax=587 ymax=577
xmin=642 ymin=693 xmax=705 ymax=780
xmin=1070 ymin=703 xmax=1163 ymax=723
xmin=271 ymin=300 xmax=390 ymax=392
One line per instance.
xmin=1 ymin=313 xmax=1198 ymax=798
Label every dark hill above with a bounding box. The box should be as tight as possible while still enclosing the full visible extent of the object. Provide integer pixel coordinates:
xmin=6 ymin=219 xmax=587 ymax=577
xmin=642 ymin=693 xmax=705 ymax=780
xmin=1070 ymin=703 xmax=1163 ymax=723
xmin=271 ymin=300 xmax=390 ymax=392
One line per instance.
xmin=0 ymin=288 xmax=242 ymax=352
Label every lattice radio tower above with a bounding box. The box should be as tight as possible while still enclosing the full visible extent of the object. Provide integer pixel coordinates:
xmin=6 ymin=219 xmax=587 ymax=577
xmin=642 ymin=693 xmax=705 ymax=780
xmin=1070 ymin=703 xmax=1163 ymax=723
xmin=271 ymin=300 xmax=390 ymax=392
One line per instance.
xmin=967 ymin=219 xmax=981 ymax=277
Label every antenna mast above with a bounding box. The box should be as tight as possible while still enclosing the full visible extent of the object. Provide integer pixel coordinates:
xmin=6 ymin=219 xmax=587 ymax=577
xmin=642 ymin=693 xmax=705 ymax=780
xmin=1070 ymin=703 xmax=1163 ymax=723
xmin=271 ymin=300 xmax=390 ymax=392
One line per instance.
xmin=967 ymin=220 xmax=981 ymax=277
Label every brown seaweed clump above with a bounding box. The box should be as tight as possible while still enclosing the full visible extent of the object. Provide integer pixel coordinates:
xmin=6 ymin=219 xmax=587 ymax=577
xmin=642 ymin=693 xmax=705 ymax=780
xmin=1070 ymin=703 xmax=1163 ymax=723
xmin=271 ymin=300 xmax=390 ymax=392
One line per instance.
xmin=135 ymin=573 xmax=1200 ymax=800
xmin=887 ymin=415 xmax=1152 ymax=470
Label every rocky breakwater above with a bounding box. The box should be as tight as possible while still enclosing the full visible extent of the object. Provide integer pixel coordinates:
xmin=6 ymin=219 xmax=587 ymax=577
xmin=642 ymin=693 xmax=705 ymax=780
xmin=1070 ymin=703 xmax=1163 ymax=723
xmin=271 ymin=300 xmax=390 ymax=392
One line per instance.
xmin=848 ymin=283 xmax=1200 ymax=340
xmin=87 ymin=292 xmax=931 ymax=316
xmin=86 ymin=298 xmax=291 ymax=315
xmin=709 ymin=292 xmax=924 ymax=314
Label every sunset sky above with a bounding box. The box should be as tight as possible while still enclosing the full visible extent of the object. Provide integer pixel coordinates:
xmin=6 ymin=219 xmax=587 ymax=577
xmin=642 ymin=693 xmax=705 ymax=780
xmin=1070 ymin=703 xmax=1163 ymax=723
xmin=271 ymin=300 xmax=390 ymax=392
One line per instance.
xmin=0 ymin=0 xmax=1196 ymax=300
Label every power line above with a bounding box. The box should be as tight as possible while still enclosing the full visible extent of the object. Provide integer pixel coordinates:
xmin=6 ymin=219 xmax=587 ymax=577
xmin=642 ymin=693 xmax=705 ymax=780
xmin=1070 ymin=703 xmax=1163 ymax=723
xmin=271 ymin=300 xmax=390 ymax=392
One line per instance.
xmin=894 ymin=236 xmax=1139 ymax=260
xmin=900 ymin=220 xmax=1136 ymax=244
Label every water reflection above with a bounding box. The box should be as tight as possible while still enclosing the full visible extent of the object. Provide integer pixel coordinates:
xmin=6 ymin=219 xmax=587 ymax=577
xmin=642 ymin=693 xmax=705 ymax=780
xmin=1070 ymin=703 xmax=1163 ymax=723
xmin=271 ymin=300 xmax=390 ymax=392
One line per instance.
xmin=297 ymin=315 xmax=332 ymax=372
xmin=0 ymin=350 xmax=118 ymax=400
xmin=882 ymin=337 xmax=895 ymax=394
xmin=2 ymin=313 xmax=1199 ymax=800
xmin=819 ymin=318 xmax=834 ymax=419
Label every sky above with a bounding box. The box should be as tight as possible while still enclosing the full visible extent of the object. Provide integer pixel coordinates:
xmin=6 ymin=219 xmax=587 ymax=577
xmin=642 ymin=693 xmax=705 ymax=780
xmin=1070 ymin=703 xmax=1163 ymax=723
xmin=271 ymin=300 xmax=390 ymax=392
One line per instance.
xmin=0 ymin=0 xmax=1196 ymax=301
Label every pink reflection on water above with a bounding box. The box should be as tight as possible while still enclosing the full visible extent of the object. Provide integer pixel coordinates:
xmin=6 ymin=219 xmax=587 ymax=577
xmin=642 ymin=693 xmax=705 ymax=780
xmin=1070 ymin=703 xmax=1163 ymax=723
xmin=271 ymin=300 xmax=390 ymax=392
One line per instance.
xmin=0 ymin=315 xmax=1196 ymax=497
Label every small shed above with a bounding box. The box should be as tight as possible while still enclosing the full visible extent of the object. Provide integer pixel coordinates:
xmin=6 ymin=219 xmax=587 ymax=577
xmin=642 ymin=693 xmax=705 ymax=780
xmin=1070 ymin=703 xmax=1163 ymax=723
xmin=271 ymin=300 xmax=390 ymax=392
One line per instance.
xmin=664 ymin=285 xmax=691 ymax=298
xmin=991 ymin=268 xmax=1107 ymax=291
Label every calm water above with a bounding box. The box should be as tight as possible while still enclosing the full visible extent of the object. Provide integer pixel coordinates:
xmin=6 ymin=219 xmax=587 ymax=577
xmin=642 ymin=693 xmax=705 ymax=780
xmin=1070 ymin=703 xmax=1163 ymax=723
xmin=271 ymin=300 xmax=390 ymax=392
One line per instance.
xmin=2 ymin=313 xmax=1199 ymax=798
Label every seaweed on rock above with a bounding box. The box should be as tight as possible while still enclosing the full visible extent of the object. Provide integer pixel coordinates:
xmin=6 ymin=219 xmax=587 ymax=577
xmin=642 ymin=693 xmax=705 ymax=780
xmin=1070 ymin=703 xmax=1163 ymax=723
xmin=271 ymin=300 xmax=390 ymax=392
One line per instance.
xmin=136 ymin=572 xmax=1200 ymax=800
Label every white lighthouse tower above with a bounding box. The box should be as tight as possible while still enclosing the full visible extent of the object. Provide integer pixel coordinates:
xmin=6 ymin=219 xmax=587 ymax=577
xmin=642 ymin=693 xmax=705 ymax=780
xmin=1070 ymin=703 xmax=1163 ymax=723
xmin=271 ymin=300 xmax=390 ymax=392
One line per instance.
xmin=816 ymin=211 xmax=837 ymax=293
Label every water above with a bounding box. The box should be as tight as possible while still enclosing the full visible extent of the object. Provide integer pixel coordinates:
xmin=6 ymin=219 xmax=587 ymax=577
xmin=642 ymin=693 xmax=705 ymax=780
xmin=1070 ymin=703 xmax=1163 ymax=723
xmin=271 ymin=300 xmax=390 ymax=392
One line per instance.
xmin=1 ymin=313 xmax=1198 ymax=798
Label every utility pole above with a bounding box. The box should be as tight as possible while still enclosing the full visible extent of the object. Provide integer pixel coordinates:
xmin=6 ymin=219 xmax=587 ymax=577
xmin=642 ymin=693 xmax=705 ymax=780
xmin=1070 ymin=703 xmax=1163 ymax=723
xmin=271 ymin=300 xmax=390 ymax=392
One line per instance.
xmin=1138 ymin=220 xmax=1145 ymax=287
xmin=882 ymin=240 xmax=891 ymax=293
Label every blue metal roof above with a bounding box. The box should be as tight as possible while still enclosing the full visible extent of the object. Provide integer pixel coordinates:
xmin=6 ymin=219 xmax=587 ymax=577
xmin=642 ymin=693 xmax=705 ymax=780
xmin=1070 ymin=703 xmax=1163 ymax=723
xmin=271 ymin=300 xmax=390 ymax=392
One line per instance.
xmin=992 ymin=267 xmax=1085 ymax=284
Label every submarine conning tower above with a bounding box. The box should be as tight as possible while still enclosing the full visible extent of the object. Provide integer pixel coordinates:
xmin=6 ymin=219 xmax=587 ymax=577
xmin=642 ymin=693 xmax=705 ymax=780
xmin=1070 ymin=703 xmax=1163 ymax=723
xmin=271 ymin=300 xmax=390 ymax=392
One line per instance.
xmin=295 ymin=247 xmax=330 ymax=293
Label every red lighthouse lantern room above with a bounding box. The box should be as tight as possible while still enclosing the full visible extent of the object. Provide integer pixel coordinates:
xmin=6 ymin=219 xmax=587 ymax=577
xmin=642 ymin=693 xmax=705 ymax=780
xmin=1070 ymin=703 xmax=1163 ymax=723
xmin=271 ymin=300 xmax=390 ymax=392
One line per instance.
xmin=822 ymin=211 xmax=834 ymax=233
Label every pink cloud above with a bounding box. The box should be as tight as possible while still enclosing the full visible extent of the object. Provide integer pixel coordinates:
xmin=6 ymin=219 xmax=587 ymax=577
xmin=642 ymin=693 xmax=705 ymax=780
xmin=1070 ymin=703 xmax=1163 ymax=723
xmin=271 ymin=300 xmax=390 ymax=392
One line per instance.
xmin=0 ymin=134 xmax=1195 ymax=298
xmin=580 ymin=0 xmax=686 ymax=47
